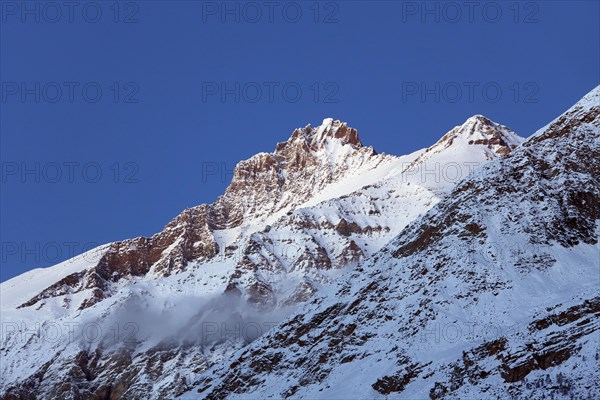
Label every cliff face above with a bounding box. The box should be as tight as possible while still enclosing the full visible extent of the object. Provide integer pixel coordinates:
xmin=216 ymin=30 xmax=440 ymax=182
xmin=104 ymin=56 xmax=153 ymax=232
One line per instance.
xmin=1 ymin=112 xmax=526 ymax=399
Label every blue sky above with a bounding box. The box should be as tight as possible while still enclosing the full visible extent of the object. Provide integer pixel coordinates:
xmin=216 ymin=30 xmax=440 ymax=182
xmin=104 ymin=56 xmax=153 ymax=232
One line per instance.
xmin=1 ymin=1 xmax=599 ymax=281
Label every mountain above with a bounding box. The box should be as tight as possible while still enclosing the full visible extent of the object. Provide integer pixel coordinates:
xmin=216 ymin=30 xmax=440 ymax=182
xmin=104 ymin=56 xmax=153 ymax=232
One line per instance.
xmin=0 ymin=115 xmax=523 ymax=399
xmin=182 ymin=86 xmax=600 ymax=399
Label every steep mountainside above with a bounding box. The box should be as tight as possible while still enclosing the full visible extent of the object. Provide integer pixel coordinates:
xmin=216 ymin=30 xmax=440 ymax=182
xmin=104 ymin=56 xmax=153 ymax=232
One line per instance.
xmin=182 ymin=87 xmax=600 ymax=399
xmin=0 ymin=116 xmax=523 ymax=399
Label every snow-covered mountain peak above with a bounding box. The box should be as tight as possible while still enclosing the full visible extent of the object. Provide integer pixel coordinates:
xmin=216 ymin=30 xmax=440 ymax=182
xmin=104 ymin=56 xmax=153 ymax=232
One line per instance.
xmin=442 ymin=114 xmax=523 ymax=154
xmin=215 ymin=119 xmax=381 ymax=229
xmin=464 ymin=113 xmax=494 ymax=125
xmin=415 ymin=114 xmax=523 ymax=164
xmin=397 ymin=115 xmax=525 ymax=194
xmin=276 ymin=118 xmax=364 ymax=155
xmin=312 ymin=117 xmax=363 ymax=148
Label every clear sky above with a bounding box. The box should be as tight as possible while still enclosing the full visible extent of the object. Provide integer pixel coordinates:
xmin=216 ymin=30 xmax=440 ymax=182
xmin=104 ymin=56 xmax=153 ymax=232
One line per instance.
xmin=1 ymin=1 xmax=599 ymax=281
